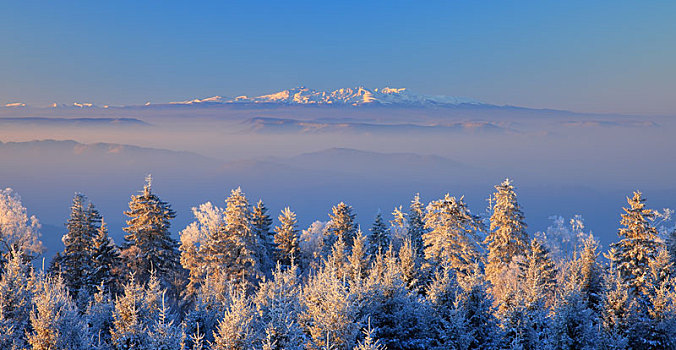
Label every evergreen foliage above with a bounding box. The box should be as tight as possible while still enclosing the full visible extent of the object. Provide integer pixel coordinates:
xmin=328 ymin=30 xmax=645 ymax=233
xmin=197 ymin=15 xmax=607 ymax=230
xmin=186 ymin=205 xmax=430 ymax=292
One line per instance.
xmin=327 ymin=202 xmax=358 ymax=249
xmin=273 ymin=207 xmax=300 ymax=267
xmin=368 ymin=212 xmax=390 ymax=257
xmin=423 ymin=194 xmax=484 ymax=276
xmin=122 ymin=176 xmax=178 ymax=284
xmin=252 ymin=200 xmax=275 ymax=274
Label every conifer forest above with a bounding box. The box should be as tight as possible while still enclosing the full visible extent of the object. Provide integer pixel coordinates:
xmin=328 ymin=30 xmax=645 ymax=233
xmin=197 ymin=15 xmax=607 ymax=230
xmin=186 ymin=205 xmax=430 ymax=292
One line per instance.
xmin=0 ymin=177 xmax=675 ymax=350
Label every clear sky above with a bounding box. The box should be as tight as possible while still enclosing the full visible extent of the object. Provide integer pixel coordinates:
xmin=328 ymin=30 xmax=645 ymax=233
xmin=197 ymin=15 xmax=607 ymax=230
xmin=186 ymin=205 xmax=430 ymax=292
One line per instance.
xmin=1 ymin=0 xmax=675 ymax=114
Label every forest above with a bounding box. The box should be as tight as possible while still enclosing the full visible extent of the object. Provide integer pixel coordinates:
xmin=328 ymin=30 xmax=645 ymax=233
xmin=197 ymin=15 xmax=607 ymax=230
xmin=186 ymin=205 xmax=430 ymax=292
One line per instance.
xmin=0 ymin=177 xmax=675 ymax=350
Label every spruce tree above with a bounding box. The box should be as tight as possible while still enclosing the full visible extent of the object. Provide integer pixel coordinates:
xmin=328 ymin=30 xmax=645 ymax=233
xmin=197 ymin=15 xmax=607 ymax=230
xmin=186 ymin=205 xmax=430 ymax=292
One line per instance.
xmin=59 ymin=193 xmax=101 ymax=297
xmin=611 ymin=191 xmax=660 ymax=298
xmin=203 ymin=187 xmax=262 ymax=290
xmin=518 ymin=238 xmax=557 ymax=304
xmin=368 ymin=212 xmax=390 ymax=257
xmin=485 ymin=179 xmax=529 ymax=285
xmin=423 ymin=194 xmax=484 ymax=276
xmin=408 ymin=193 xmax=426 ymax=252
xmin=90 ymin=219 xmax=122 ymax=295
xmin=122 ymin=176 xmax=179 ymax=284
xmin=274 ymin=207 xmax=300 ymax=267
xmin=252 ymin=200 xmax=275 ymax=274
xmin=326 ymin=202 xmax=358 ymax=248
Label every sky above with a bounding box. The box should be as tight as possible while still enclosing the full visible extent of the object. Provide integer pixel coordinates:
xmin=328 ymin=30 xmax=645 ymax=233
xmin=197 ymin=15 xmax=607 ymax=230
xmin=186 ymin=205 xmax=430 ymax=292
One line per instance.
xmin=1 ymin=0 xmax=675 ymax=115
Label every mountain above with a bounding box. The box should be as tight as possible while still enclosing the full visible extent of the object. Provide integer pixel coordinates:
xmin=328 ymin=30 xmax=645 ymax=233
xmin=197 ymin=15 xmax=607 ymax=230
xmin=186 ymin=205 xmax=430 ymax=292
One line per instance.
xmin=168 ymin=86 xmax=479 ymax=106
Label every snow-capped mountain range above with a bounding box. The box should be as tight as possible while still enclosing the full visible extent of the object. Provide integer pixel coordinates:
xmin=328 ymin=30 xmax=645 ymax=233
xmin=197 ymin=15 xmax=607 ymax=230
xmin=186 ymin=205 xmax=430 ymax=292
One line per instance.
xmin=1 ymin=86 xmax=480 ymax=108
xmin=168 ymin=86 xmax=480 ymax=106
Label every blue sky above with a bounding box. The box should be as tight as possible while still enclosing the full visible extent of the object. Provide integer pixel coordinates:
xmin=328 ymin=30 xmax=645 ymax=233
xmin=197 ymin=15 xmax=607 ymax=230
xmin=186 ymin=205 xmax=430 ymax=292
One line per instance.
xmin=1 ymin=0 xmax=675 ymax=114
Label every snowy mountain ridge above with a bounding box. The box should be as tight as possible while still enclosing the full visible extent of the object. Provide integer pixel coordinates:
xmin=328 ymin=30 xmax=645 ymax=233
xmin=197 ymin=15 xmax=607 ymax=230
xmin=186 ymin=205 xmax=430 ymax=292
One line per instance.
xmin=168 ymin=86 xmax=480 ymax=106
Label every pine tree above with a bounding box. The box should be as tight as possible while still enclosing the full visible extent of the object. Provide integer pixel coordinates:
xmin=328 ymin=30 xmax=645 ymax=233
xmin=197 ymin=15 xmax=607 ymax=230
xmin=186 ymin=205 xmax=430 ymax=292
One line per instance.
xmin=58 ymin=193 xmax=101 ymax=297
xmin=274 ymin=207 xmax=300 ymax=267
xmin=122 ymin=176 xmax=179 ymax=284
xmin=611 ymin=191 xmax=660 ymax=298
xmin=86 ymin=284 xmax=116 ymax=349
xmin=423 ymin=194 xmax=484 ymax=276
xmin=485 ymin=179 xmax=529 ymax=286
xmin=326 ymin=202 xmax=358 ymax=248
xmin=455 ymin=271 xmax=499 ymax=350
xmin=408 ymin=194 xmax=426 ymax=252
xmin=354 ymin=320 xmax=385 ymax=350
xmin=252 ymin=200 xmax=275 ymax=274
xmin=397 ymin=238 xmax=419 ymax=292
xmin=90 ymin=219 xmax=122 ymax=295
xmin=0 ymin=188 xmax=43 ymax=266
xmin=368 ymin=212 xmax=390 ymax=257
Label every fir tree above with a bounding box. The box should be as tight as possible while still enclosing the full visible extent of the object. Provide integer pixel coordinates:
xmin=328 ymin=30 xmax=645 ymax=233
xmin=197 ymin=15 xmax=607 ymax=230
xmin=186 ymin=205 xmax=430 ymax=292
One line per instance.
xmin=90 ymin=219 xmax=122 ymax=295
xmin=611 ymin=191 xmax=660 ymax=298
xmin=58 ymin=193 xmax=101 ymax=297
xmin=122 ymin=176 xmax=179 ymax=284
xmin=274 ymin=207 xmax=300 ymax=267
xmin=368 ymin=212 xmax=390 ymax=257
xmin=206 ymin=187 xmax=262 ymax=291
xmin=252 ymin=200 xmax=275 ymax=274
xmin=408 ymin=194 xmax=426 ymax=252
xmin=423 ymin=194 xmax=484 ymax=276
xmin=347 ymin=229 xmax=369 ymax=283
xmin=518 ymin=238 xmax=557 ymax=304
xmin=326 ymin=202 xmax=358 ymax=249
xmin=397 ymin=238 xmax=419 ymax=292
xmin=485 ymin=179 xmax=529 ymax=286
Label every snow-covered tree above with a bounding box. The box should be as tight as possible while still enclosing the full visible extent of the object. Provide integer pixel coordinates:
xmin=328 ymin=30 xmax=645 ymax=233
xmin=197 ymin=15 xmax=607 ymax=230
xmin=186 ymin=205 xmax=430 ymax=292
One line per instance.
xmin=347 ymin=229 xmax=369 ymax=283
xmin=353 ymin=320 xmax=385 ymax=350
xmin=55 ymin=193 xmax=101 ymax=297
xmin=121 ymin=176 xmax=179 ymax=284
xmin=110 ymin=275 xmax=150 ymax=350
xmin=27 ymin=273 xmax=90 ymax=350
xmin=518 ymin=238 xmax=557 ymax=304
xmin=212 ymin=286 xmax=259 ymax=350
xmin=299 ymin=221 xmax=328 ymax=272
xmin=148 ymin=291 xmax=184 ymax=350
xmin=485 ymin=179 xmax=529 ymax=287
xmin=567 ymin=235 xmax=605 ymax=313
xmin=397 ymin=238 xmax=420 ymax=292
xmin=326 ymin=202 xmax=358 ymax=249
xmin=611 ymin=191 xmax=660 ymax=298
xmin=0 ymin=188 xmax=43 ymax=265
xmin=301 ymin=261 xmax=359 ymax=350
xmin=390 ymin=206 xmax=408 ymax=250
xmin=254 ymin=264 xmax=306 ymax=350
xmin=537 ymin=214 xmax=591 ymax=262
xmin=455 ymin=271 xmax=499 ymax=350
xmin=423 ymin=194 xmax=484 ymax=276
xmin=86 ymin=284 xmax=116 ymax=349
xmin=180 ymin=202 xmax=225 ymax=301
xmin=368 ymin=212 xmax=390 ymax=257
xmin=90 ymin=219 xmax=122 ymax=295
xmin=252 ymin=200 xmax=275 ymax=274
xmin=408 ymin=194 xmax=426 ymax=252
xmin=274 ymin=207 xmax=300 ymax=267
xmin=0 ymin=248 xmax=33 ymax=349
xmin=203 ymin=187 xmax=262 ymax=291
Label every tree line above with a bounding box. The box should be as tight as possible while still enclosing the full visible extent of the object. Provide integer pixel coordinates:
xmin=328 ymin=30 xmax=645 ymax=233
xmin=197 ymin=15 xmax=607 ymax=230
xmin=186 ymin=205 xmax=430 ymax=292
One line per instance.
xmin=0 ymin=177 xmax=675 ymax=349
